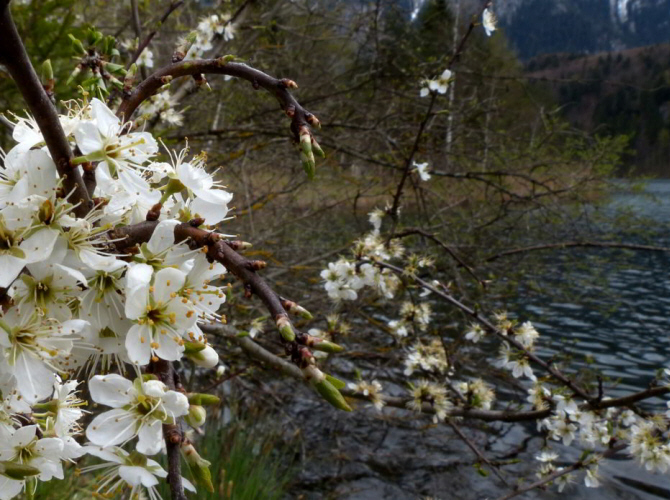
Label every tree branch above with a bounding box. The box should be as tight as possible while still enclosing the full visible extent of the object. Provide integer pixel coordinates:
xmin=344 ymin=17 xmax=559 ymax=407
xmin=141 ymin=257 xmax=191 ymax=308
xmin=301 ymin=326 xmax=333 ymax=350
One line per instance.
xmin=110 ymin=221 xmax=312 ymax=371
xmin=116 ymin=60 xmax=318 ymax=143
xmin=201 ymin=322 xmax=670 ymax=424
xmin=0 ymin=4 xmax=91 ymax=217
xmin=128 ymin=0 xmax=184 ymax=69
xmin=148 ymin=358 xmax=186 ymax=500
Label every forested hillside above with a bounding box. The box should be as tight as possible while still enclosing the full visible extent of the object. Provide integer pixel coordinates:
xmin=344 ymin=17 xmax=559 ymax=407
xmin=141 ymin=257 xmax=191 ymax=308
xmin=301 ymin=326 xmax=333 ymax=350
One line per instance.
xmin=527 ymin=44 xmax=670 ymax=175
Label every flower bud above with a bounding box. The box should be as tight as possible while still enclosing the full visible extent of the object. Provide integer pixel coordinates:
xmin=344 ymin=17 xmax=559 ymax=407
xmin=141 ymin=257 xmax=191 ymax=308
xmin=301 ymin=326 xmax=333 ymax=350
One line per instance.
xmin=181 ymin=442 xmax=214 ymax=493
xmin=183 ymin=340 xmax=206 ymax=355
xmin=216 ymin=365 xmax=226 ymax=378
xmin=185 ymin=405 xmax=207 ymax=428
xmin=187 ymin=344 xmax=219 ymax=368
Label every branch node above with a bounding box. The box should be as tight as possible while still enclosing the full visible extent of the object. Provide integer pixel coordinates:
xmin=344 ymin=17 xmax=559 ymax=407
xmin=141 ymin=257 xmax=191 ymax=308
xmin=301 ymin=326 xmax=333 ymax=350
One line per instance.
xmin=245 ymin=259 xmax=267 ymax=271
xmin=280 ymin=78 xmax=298 ymax=89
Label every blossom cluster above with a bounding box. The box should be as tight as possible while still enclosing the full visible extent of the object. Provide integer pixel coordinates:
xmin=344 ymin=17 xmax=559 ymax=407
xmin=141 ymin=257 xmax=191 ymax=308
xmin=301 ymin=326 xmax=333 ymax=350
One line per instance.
xmin=0 ymin=95 xmax=234 ymax=497
xmin=319 ymin=197 xmax=670 ymax=494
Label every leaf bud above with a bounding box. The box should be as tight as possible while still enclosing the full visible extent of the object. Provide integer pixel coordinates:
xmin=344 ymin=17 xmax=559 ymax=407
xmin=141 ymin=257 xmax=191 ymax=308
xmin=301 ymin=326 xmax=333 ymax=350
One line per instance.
xmin=104 ymin=62 xmax=127 ymax=76
xmin=313 ymin=377 xmax=352 ymax=412
xmin=310 ymin=339 xmax=345 ymax=354
xmin=41 ymin=59 xmax=53 ymax=83
xmin=217 ymin=54 xmax=237 ymax=66
xmin=276 ymin=315 xmax=296 ymax=342
xmin=300 ymin=150 xmax=316 ymax=180
xmin=311 ymin=137 xmax=326 ymax=158
xmin=68 ymin=34 xmax=86 ymax=55
xmin=181 ymin=442 xmax=214 ymax=493
xmin=187 ymin=393 xmax=221 ymax=406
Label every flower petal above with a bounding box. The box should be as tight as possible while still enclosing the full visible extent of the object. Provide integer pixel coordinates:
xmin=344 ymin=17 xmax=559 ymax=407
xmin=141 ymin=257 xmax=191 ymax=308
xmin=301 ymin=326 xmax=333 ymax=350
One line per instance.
xmin=153 ymin=267 xmax=185 ymax=303
xmin=136 ymin=419 xmax=163 ymax=455
xmin=147 ymin=220 xmax=179 ymax=255
xmin=119 ymin=465 xmax=159 ymax=487
xmin=91 ymin=98 xmax=121 ymax=138
xmin=125 ymin=323 xmax=152 ymax=365
xmin=86 ymin=409 xmax=138 ymax=447
xmin=89 ymin=374 xmax=133 ymax=407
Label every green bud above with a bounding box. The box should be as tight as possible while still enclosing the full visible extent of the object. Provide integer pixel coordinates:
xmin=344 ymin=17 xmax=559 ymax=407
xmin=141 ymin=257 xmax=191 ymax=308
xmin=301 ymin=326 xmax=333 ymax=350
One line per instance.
xmin=184 ymin=405 xmax=207 ymax=428
xmin=187 ymin=393 xmax=221 ymax=406
xmin=311 ymin=340 xmax=345 ymax=354
xmin=102 ymin=35 xmax=116 ymax=56
xmin=109 ymin=76 xmax=124 ymax=91
xmin=86 ymin=28 xmax=103 ymax=46
xmin=0 ymin=461 xmax=40 ymax=480
xmin=325 ymin=374 xmax=346 ymax=390
xmin=300 ymin=151 xmax=316 ymax=180
xmin=314 ymin=379 xmax=352 ymax=412
xmin=300 ymin=132 xmax=312 ymax=156
xmin=217 ymin=54 xmax=237 ymax=66
xmin=104 ymin=62 xmax=127 ymax=76
xmin=41 ymin=59 xmax=53 ymax=82
xmin=288 ymin=303 xmax=312 ymax=320
xmin=276 ymin=316 xmax=296 ymax=342
xmin=311 ymin=138 xmax=326 ymax=158
xmin=182 ymin=443 xmax=214 ymax=493
xmin=68 ymin=35 xmax=86 ymax=55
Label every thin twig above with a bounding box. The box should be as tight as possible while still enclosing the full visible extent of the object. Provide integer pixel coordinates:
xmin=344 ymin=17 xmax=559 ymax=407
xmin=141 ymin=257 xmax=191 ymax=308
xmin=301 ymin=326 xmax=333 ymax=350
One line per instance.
xmin=128 ymin=0 xmax=184 ymax=69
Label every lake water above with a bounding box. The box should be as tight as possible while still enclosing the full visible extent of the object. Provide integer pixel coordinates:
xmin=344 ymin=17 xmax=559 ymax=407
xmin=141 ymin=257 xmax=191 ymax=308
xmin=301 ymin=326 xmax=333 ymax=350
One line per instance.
xmin=508 ymin=179 xmax=670 ymax=498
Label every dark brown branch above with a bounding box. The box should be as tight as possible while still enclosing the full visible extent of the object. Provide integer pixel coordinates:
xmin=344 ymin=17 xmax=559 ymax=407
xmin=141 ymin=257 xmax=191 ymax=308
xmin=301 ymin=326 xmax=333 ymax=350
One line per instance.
xmin=485 ymin=241 xmax=670 ymax=262
xmin=110 ymin=221 xmax=309 ymax=368
xmin=0 ymin=4 xmax=91 ymax=217
xmin=148 ymin=358 xmax=186 ymax=500
xmin=117 ymin=60 xmax=317 ymax=143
